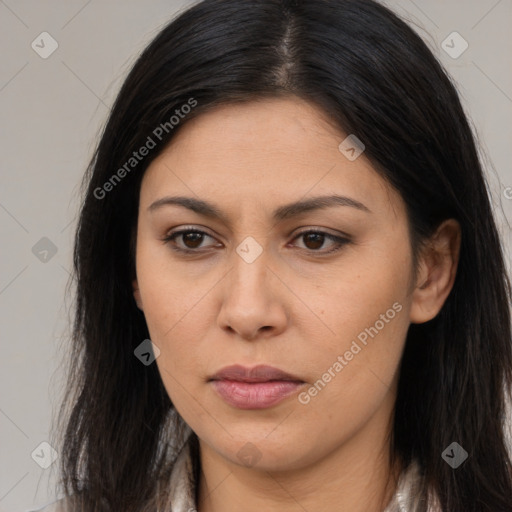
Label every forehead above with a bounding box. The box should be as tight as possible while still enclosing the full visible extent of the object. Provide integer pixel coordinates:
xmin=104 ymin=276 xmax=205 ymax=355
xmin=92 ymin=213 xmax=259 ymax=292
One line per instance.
xmin=140 ymin=97 xmax=404 ymax=222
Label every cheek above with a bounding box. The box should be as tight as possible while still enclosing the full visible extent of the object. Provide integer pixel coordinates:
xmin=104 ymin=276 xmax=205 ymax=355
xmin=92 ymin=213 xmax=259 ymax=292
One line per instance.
xmin=317 ymin=258 xmax=409 ymax=350
xmin=300 ymin=249 xmax=411 ymax=402
xmin=136 ymin=240 xmax=197 ymax=332
xmin=295 ymin=300 xmax=409 ymax=449
xmin=135 ymin=248 xmax=199 ymax=371
xmin=305 ymin=300 xmax=408 ymax=397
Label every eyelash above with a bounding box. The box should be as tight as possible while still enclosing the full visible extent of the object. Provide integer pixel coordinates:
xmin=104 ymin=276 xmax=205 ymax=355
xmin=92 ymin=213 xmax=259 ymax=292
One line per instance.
xmin=160 ymin=227 xmax=350 ymax=256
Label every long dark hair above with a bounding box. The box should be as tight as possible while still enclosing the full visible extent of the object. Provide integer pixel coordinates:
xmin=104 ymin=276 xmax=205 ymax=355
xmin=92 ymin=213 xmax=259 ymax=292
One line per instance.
xmin=53 ymin=0 xmax=512 ymax=510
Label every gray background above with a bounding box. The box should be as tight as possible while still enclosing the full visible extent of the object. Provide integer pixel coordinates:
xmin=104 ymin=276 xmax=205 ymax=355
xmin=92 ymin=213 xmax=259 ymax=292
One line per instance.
xmin=1 ymin=1 xmax=511 ymax=510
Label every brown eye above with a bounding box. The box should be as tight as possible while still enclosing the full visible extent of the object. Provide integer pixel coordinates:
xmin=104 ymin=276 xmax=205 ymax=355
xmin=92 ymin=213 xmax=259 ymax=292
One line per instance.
xmin=302 ymin=232 xmax=325 ymax=250
xmin=162 ymin=229 xmax=218 ymax=253
xmin=180 ymin=231 xmax=205 ymax=249
xmin=292 ymin=230 xmax=350 ymax=254
xmin=162 ymin=227 xmax=349 ymax=256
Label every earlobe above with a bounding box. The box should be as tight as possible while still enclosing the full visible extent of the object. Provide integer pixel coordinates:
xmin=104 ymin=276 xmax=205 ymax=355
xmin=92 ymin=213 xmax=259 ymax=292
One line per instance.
xmin=409 ymin=219 xmax=461 ymax=324
xmin=132 ymin=279 xmax=144 ymax=311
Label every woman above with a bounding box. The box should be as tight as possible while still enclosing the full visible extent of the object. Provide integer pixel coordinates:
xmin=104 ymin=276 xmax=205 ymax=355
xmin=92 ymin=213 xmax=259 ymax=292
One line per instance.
xmin=35 ymin=0 xmax=512 ymax=510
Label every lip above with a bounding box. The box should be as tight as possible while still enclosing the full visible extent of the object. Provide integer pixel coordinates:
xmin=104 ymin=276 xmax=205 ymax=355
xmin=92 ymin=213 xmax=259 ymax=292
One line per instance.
xmin=209 ymin=364 xmax=303 ymax=383
xmin=209 ymin=364 xmax=305 ymax=409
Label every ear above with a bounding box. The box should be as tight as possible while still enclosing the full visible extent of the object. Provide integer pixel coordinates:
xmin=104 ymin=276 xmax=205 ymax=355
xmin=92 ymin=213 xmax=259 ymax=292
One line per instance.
xmin=132 ymin=278 xmax=144 ymax=311
xmin=409 ymin=219 xmax=461 ymax=324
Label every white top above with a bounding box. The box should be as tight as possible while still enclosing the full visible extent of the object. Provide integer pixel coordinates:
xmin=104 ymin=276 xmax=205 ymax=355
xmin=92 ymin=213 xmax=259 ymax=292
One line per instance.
xmin=28 ymin=435 xmax=438 ymax=512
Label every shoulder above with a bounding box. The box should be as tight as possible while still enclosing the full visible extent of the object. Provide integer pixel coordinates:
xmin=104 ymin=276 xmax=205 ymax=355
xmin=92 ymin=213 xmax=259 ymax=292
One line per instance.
xmin=27 ymin=497 xmax=70 ymax=512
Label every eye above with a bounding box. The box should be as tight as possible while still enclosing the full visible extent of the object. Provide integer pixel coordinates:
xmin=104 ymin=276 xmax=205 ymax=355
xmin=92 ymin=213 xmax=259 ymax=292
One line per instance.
xmin=161 ymin=227 xmax=350 ymax=255
xmin=161 ymin=227 xmax=220 ymax=253
xmin=290 ymin=229 xmax=350 ymax=254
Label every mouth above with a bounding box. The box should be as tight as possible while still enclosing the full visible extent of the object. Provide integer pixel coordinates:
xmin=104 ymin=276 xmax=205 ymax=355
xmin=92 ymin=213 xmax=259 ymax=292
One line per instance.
xmin=209 ymin=364 xmax=304 ymax=383
xmin=208 ymin=364 xmax=306 ymax=409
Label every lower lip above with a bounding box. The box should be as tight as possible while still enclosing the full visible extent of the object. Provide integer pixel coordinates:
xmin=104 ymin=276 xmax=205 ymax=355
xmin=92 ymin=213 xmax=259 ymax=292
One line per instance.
xmin=210 ymin=380 xmax=305 ymax=409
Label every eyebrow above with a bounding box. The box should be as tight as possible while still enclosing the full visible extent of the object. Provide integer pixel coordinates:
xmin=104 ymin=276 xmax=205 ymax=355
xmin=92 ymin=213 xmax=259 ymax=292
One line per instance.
xmin=147 ymin=194 xmax=371 ymax=223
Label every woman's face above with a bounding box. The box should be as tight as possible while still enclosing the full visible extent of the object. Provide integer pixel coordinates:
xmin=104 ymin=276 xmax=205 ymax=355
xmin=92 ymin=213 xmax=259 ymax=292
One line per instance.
xmin=133 ymin=97 xmax=417 ymax=471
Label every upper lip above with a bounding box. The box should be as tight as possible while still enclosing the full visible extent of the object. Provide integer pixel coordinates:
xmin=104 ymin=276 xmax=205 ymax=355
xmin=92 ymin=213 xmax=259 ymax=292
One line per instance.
xmin=209 ymin=364 xmax=303 ymax=383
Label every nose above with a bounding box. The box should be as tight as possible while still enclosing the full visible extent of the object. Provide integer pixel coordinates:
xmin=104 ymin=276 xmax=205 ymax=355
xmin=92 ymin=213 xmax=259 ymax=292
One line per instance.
xmin=216 ymin=247 xmax=288 ymax=341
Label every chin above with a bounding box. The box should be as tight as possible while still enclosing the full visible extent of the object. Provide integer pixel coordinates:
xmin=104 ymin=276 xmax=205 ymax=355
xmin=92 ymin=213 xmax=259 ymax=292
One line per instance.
xmin=209 ymin=429 xmax=316 ymax=472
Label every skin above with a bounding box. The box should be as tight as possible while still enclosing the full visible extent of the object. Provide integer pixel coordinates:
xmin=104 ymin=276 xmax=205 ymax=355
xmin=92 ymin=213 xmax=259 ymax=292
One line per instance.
xmin=132 ymin=96 xmax=461 ymax=512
